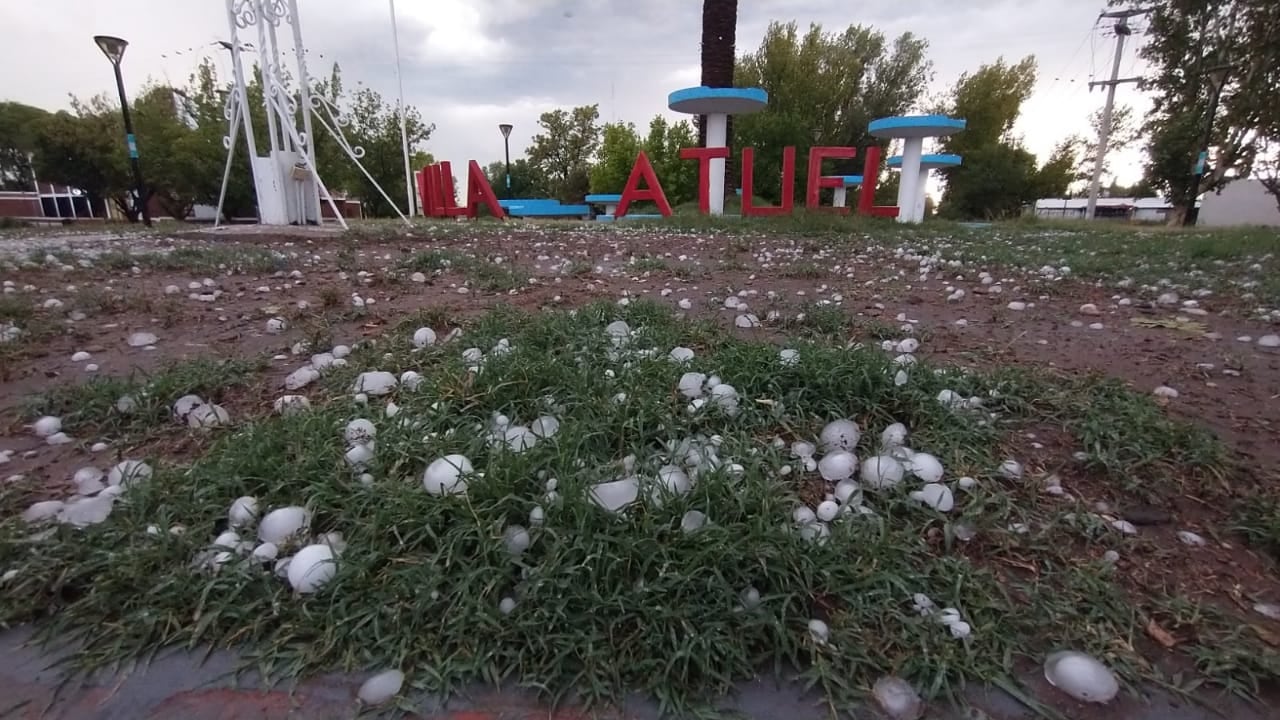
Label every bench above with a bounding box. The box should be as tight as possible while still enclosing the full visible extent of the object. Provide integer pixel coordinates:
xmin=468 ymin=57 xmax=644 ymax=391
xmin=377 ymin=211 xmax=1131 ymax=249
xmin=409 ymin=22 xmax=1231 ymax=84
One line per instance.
xmin=498 ymin=198 xmax=591 ymax=219
xmin=584 ymin=194 xmax=623 ymax=217
xmin=595 ymin=213 xmax=664 ymax=222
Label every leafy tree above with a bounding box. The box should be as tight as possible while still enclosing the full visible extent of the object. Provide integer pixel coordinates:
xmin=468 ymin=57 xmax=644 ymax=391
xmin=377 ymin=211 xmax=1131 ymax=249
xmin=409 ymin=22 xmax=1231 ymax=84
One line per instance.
xmin=734 ymin=21 xmax=931 ymax=203
xmin=1037 ymin=137 xmax=1087 ymax=198
xmin=32 ymin=97 xmax=136 ymax=220
xmin=1078 ymin=104 xmax=1139 ymax=189
xmin=485 ymin=158 xmax=544 ymax=199
xmin=944 ymin=56 xmax=1037 ymax=154
xmin=644 ymin=116 xmax=697 ymax=205
xmin=526 ymin=105 xmax=601 ymax=202
xmin=591 ymin=122 xmax=642 ymax=195
xmin=0 ymin=102 xmax=50 ymax=191
xmin=1126 ymin=0 xmax=1280 ymax=222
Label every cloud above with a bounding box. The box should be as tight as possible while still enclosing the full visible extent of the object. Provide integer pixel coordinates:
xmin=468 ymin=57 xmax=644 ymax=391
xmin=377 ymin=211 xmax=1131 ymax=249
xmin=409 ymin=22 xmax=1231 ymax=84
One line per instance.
xmin=0 ymin=0 xmax=1153 ymax=193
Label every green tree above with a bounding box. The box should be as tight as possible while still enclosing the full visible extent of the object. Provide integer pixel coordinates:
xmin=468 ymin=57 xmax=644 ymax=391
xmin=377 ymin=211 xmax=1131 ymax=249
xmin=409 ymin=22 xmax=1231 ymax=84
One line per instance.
xmin=1127 ymin=0 xmax=1280 ymax=222
xmin=32 ymin=97 xmax=136 ymax=220
xmin=644 ymin=116 xmax=697 ymax=205
xmin=591 ymin=121 xmax=642 ymax=195
xmin=733 ymin=21 xmax=931 ymax=203
xmin=1037 ymin=137 xmax=1087 ymax=198
xmin=526 ymin=105 xmax=601 ymax=202
xmin=1079 ymin=104 xmax=1139 ymax=189
xmin=485 ymin=158 xmax=544 ymax=198
xmin=0 ymin=102 xmax=50 ymax=191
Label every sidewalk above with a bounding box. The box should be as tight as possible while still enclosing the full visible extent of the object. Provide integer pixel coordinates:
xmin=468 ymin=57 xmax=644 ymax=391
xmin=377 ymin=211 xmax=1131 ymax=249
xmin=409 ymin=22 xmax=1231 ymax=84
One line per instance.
xmin=0 ymin=627 xmax=1263 ymax=719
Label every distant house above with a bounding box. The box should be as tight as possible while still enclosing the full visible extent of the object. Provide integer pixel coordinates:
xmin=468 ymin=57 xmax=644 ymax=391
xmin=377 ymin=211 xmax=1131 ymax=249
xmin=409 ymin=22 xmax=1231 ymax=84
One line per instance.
xmin=1198 ymin=179 xmax=1280 ymax=228
xmin=0 ymin=182 xmax=109 ymax=221
xmin=1032 ymin=197 xmax=1185 ymax=223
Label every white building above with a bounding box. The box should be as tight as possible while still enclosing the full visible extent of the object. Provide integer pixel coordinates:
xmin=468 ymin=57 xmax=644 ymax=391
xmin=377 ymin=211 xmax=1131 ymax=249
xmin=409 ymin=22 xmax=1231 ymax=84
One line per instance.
xmin=1198 ymin=179 xmax=1280 ymax=227
xmin=1032 ymin=197 xmax=1181 ymax=223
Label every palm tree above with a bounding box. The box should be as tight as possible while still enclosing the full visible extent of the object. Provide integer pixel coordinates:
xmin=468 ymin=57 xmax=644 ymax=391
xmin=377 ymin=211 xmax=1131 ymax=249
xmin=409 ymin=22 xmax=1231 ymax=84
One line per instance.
xmin=699 ymin=0 xmax=738 ymax=193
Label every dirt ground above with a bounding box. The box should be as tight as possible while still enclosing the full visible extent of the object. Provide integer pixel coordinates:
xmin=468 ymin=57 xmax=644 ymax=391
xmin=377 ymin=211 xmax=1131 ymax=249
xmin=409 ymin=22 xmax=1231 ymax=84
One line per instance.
xmin=2 ymin=224 xmax=1279 ymax=718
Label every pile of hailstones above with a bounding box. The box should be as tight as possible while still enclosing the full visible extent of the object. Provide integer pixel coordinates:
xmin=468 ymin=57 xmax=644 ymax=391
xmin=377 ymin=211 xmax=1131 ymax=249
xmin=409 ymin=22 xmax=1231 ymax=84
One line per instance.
xmin=190 ymin=500 xmax=344 ymax=594
xmin=21 ymin=460 xmax=153 ymax=530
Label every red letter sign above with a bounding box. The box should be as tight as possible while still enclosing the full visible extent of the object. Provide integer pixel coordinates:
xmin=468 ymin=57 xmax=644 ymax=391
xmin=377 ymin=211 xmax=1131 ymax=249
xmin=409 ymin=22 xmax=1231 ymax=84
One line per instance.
xmin=806 ymin=147 xmax=858 ymax=214
xmin=680 ymin=146 xmax=730 ymax=215
xmin=616 ymin=151 xmax=672 ymax=218
xmin=465 ymin=159 xmax=505 ymax=219
xmin=741 ymin=146 xmax=795 ymax=217
xmin=856 ymin=146 xmax=899 ymax=219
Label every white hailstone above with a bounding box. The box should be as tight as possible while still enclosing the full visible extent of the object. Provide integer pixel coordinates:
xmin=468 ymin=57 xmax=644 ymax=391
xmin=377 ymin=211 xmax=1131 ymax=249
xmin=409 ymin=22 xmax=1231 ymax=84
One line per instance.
xmin=172 ymin=394 xmax=206 ymax=420
xmin=818 ymin=451 xmax=857 ymax=481
xmin=1156 ymin=292 xmax=1178 ymax=306
xmin=880 ymin=423 xmax=908 ymax=449
xmin=957 ymin=476 xmax=977 ymax=490
xmin=528 ymin=505 xmax=545 ymax=527
xmin=779 ymin=348 xmax=799 ymax=366
xmin=906 ymin=453 xmax=944 ymax=483
xmin=384 ymin=402 xmax=400 ymax=418
xmin=589 ymin=477 xmax=639 ymax=513
xmin=1253 ymin=602 xmax=1280 ymax=621
xmin=604 ymin=320 xmax=630 ymax=340
xmin=1079 ymin=303 xmax=1100 ymax=315
xmin=399 ymin=371 xmax=423 ymax=391
xmin=860 ymin=456 xmax=905 ymax=490
xmin=72 ymin=467 xmax=105 ymax=495
xmin=910 ymin=483 xmax=955 ymax=512
xmin=258 ymin=506 xmax=310 ymax=544
xmin=503 ymin=426 xmax=537 ymax=452
xmin=911 ymin=593 xmax=935 ymax=615
xmin=669 ymin=346 xmax=694 ymax=363
xmin=734 ymin=313 xmax=760 ymax=328
xmin=462 ymin=347 xmax=484 ymax=364
xmin=677 ymin=298 xmax=693 ymax=310
xmin=709 ymin=384 xmax=740 ymax=415
xmin=187 ymin=404 xmax=230 ymax=429
xmin=677 ymin=372 xmax=707 ymax=399
xmin=274 ymin=395 xmax=311 ymax=415
xmin=1110 ymin=519 xmax=1138 ymax=535
xmin=998 ymin=459 xmax=1024 ymax=480
xmin=816 ymin=501 xmax=840 ymax=522
xmin=655 ymin=465 xmax=692 ymax=497
xmin=345 ymin=418 xmax=377 ymax=446
xmin=311 ymin=353 xmax=336 ymax=372
xmin=45 ymin=432 xmax=73 ymax=446
xmin=412 ymin=327 xmax=437 ymax=348
xmin=807 ymin=618 xmax=830 ymax=644
xmin=228 ymin=496 xmax=260 ymax=527
xmin=791 ymin=441 xmax=816 ymax=459
xmin=894 ymin=369 xmax=909 ymax=386
xmin=1259 ymin=334 xmax=1280 ymax=348
xmin=358 ymin=473 xmax=375 ymax=487
xmin=792 ymin=507 xmax=817 ymax=526
xmin=107 ymin=460 xmax=152 ymax=488
xmin=818 ymin=419 xmax=860 ymax=453
xmin=503 ymin=525 xmax=532 ymax=556
xmin=32 ymin=416 xmax=62 ymax=438
xmin=345 ymin=444 xmax=375 ymax=469
xmin=680 ymin=510 xmax=707 ymax=533
xmin=499 ymin=597 xmax=517 ymax=615
xmin=530 ymin=415 xmax=560 ymax=439
xmin=706 ymin=375 xmax=721 ymax=389
xmin=1043 ymin=651 xmax=1120 ymax=703
xmin=834 ymin=481 xmax=862 ymax=505
xmin=90 ymin=442 xmax=108 ymax=452
xmin=895 ymin=338 xmax=920 ymax=354
xmin=422 ymin=454 xmax=473 ymax=495
xmin=872 ymin=676 xmax=923 ymax=720
xmin=23 ymin=500 xmax=65 ymax=524
xmin=1007 ymin=301 xmax=1027 ymax=311
xmin=251 ymin=542 xmax=279 ymax=563
xmin=949 ymin=621 xmax=972 ymax=639
xmin=353 ymin=371 xmax=397 ymax=396
xmin=84 ymin=363 xmax=99 ymax=373
xmin=285 ymin=366 xmax=321 ymax=390
xmin=287 ymin=543 xmax=337 ymax=593
xmin=1153 ymin=385 xmax=1179 ymax=399
xmin=127 ymin=331 xmax=158 ymax=347
xmin=1176 ymin=530 xmax=1207 ymax=547
xmin=741 ymin=586 xmax=762 ymax=610
xmin=893 ymin=354 xmax=916 ymax=367
xmin=358 ymin=669 xmax=405 ymax=706
xmin=71 ymin=351 xmax=91 ymax=362
xmin=265 ymin=317 xmax=288 ymax=334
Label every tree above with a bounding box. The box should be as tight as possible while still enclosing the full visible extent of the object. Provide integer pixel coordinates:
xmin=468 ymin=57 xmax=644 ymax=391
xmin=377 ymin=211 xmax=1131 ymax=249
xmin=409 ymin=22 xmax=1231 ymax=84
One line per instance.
xmin=644 ymin=116 xmax=697 ymax=205
xmin=699 ymin=0 xmax=739 ymax=190
xmin=526 ymin=105 xmax=601 ymax=202
xmin=1127 ymin=0 xmax=1280 ymax=223
xmin=591 ymin=121 xmax=642 ymax=195
xmin=937 ymin=56 xmax=1066 ymax=219
xmin=0 ymin=102 xmax=50 ymax=191
xmin=32 ymin=97 xmax=136 ymax=220
xmin=1037 ymin=137 xmax=1087 ymax=198
xmin=733 ymin=21 xmax=931 ymax=203
xmin=1079 ymin=104 xmax=1139 ymax=188
xmin=485 ymin=158 xmax=544 ymax=198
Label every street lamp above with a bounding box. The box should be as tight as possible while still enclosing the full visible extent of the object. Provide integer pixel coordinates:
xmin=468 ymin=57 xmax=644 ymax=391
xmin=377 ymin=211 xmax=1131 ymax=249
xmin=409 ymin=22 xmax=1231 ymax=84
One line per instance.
xmin=94 ymin=34 xmax=151 ymax=226
xmin=498 ymin=123 xmax=513 ymax=199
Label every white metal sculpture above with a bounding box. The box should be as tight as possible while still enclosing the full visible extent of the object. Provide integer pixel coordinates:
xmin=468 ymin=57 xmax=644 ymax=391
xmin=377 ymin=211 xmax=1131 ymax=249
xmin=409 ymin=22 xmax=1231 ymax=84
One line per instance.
xmin=217 ymin=0 xmax=409 ymax=228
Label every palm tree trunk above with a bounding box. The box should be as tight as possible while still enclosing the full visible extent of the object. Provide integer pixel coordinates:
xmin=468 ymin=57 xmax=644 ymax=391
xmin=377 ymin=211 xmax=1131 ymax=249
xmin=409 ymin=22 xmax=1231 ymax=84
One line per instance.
xmin=699 ymin=0 xmax=739 ymax=195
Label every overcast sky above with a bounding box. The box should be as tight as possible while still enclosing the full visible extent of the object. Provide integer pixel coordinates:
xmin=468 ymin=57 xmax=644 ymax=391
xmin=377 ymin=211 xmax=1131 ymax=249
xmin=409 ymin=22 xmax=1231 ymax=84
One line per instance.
xmin=2 ymin=0 xmax=1152 ymax=192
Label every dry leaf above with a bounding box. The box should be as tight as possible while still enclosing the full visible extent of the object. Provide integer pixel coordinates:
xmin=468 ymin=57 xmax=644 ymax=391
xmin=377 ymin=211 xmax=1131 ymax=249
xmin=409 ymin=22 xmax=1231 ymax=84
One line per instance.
xmin=1130 ymin=317 xmax=1206 ymax=334
xmin=1250 ymin=624 xmax=1280 ymax=647
xmin=1146 ymin=618 xmax=1178 ymax=648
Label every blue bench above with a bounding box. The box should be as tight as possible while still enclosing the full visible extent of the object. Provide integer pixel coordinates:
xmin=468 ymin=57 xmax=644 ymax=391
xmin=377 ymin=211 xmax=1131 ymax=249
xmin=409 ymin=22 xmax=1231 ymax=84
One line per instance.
xmin=499 ymin=198 xmax=590 ymax=219
xmin=595 ymin=213 xmax=664 ymax=222
xmin=832 ymin=175 xmax=863 ymax=208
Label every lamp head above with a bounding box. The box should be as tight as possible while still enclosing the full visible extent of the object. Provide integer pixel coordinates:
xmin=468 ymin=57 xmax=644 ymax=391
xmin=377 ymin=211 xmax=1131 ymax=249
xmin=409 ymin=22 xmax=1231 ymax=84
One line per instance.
xmin=94 ymin=35 xmax=128 ymax=66
xmin=498 ymin=123 xmax=513 ymax=139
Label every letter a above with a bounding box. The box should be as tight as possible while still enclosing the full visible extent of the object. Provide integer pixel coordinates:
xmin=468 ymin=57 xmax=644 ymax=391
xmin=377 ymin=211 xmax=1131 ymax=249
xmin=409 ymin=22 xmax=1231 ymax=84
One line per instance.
xmin=615 ymin=151 xmax=673 ymax=218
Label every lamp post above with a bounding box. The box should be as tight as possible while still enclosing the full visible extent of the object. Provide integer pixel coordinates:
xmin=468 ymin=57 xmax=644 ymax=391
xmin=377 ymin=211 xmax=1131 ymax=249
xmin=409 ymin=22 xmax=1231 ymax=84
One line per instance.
xmin=498 ymin=123 xmax=513 ymax=199
xmin=94 ymin=35 xmax=151 ymax=227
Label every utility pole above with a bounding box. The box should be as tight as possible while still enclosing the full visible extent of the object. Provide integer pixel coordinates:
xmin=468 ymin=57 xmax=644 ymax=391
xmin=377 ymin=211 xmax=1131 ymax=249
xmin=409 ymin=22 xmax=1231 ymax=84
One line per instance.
xmin=1085 ymin=8 xmax=1150 ymax=220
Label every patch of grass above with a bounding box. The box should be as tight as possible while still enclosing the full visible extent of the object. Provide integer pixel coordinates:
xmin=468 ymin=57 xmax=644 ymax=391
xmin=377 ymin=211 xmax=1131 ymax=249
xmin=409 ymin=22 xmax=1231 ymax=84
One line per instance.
xmin=630 ymin=256 xmax=669 ymax=273
xmin=780 ymin=261 xmax=827 ymax=279
xmin=0 ymin=300 xmax=1263 ymax=715
xmin=1231 ymin=495 xmax=1280 ymax=562
xmin=400 ymin=249 xmax=469 ymax=273
xmin=401 ymin=250 xmax=525 ymax=292
xmin=0 ymin=295 xmax=33 ymax=323
xmin=96 ymin=247 xmax=287 ymax=275
xmin=25 ymin=356 xmax=268 ymax=441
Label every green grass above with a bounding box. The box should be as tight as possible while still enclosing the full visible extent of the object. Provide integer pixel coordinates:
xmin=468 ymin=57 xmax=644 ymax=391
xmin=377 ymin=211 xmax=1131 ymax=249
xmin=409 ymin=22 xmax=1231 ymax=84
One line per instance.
xmin=0 ymin=300 xmax=1268 ymax=715
xmin=94 ymin=247 xmax=289 ymax=274
xmin=25 ymin=356 xmax=268 ymax=441
xmin=1231 ymin=495 xmax=1280 ymax=562
xmin=400 ymin=249 xmax=525 ymax=292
